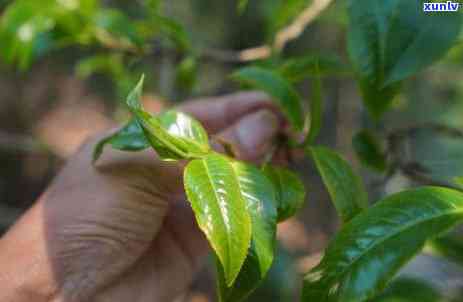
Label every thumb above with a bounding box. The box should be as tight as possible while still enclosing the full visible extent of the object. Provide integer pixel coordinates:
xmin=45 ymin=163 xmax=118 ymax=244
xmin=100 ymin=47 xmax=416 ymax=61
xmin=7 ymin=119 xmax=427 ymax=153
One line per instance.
xmin=214 ymin=109 xmax=280 ymax=162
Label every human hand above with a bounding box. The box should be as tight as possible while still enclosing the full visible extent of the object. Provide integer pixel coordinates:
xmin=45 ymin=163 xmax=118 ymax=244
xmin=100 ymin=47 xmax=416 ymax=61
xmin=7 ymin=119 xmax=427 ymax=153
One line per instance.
xmin=0 ymin=92 xmax=284 ymax=302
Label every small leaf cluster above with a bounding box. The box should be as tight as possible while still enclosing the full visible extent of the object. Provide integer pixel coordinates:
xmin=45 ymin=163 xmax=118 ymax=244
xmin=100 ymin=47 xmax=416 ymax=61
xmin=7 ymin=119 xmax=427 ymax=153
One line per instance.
xmin=94 ymin=76 xmax=306 ymax=301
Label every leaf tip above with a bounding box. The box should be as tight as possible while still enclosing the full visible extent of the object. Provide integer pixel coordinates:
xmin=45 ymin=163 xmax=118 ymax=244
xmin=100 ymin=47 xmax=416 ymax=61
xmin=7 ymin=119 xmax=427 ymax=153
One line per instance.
xmin=127 ymin=74 xmax=145 ymax=110
xmin=92 ymin=136 xmax=111 ymax=165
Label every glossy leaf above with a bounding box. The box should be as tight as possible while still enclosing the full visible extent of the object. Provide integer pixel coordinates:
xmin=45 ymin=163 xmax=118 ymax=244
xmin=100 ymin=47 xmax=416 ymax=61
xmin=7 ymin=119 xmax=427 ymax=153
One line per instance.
xmin=93 ymin=119 xmax=149 ymax=162
xmin=347 ymin=0 xmax=463 ymax=118
xmin=310 ymin=146 xmax=368 ymax=223
xmin=305 ymin=63 xmax=323 ymax=145
xmin=217 ymin=161 xmax=278 ymax=302
xmin=232 ymin=67 xmax=305 ymax=131
xmin=263 ymin=165 xmax=306 ymax=222
xmin=302 ymin=187 xmax=463 ymax=302
xmin=352 ymin=130 xmax=387 ymax=172
xmin=126 ymin=76 xmax=210 ymax=160
xmin=370 ymin=277 xmax=442 ymax=302
xmin=184 ymin=154 xmax=252 ymax=286
xmin=279 ymin=54 xmax=351 ymax=82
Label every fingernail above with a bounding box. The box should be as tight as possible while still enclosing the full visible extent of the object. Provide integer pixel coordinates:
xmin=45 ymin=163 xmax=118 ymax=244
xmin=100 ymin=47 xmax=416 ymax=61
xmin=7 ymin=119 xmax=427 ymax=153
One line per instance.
xmin=236 ymin=109 xmax=279 ymax=153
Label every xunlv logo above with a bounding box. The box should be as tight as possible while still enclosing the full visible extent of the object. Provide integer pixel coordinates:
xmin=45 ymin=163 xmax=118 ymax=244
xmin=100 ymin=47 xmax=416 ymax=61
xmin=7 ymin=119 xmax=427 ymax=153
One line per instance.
xmin=423 ymin=1 xmax=460 ymax=12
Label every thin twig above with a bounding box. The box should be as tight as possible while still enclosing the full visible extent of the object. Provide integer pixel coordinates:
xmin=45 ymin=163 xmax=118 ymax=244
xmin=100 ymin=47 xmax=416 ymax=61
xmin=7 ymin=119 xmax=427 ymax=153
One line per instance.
xmin=399 ymin=162 xmax=463 ymax=191
xmin=273 ymin=0 xmax=335 ymax=51
xmin=387 ymin=122 xmax=463 ymax=141
xmin=200 ymin=0 xmax=334 ymax=63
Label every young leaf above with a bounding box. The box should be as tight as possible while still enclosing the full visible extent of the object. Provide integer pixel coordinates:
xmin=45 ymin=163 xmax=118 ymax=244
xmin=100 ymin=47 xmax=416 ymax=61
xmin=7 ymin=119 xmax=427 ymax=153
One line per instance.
xmin=232 ymin=67 xmax=305 ymax=131
xmin=158 ymin=110 xmax=209 ymax=150
xmin=126 ymin=76 xmax=210 ymax=160
xmin=263 ymin=165 xmax=306 ymax=222
xmin=93 ymin=119 xmax=149 ymax=162
xmin=309 ymin=146 xmax=368 ymax=223
xmin=305 ymin=64 xmax=323 ymax=145
xmin=352 ymin=130 xmax=387 ymax=172
xmin=302 ymin=187 xmax=463 ymax=302
xmin=217 ymin=161 xmax=278 ymax=302
xmin=184 ymin=154 xmax=252 ymax=286
xmin=347 ymin=0 xmax=463 ymax=118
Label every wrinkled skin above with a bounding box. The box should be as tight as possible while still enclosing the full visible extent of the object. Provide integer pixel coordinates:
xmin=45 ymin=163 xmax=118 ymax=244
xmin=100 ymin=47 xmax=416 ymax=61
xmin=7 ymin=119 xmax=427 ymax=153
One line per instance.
xmin=0 ymin=92 xmax=285 ymax=302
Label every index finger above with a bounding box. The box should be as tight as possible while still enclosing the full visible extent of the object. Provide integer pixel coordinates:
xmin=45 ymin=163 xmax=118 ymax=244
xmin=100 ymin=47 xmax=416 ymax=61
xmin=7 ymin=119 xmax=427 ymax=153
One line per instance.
xmin=178 ymin=91 xmax=281 ymax=134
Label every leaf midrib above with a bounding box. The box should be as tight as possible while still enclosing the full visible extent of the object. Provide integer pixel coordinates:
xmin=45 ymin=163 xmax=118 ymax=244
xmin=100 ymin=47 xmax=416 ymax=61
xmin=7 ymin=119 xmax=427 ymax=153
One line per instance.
xmin=202 ymin=156 xmax=235 ymax=282
xmin=322 ymin=202 xmax=463 ymax=283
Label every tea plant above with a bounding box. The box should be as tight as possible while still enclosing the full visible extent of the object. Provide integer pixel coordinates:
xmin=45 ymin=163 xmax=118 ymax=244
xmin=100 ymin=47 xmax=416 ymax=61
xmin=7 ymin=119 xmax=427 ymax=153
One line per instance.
xmin=2 ymin=0 xmax=463 ymax=301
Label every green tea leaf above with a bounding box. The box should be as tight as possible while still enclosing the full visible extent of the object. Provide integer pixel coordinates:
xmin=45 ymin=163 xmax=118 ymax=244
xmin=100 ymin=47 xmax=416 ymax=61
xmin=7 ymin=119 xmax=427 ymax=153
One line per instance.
xmin=279 ymin=54 xmax=351 ymax=82
xmin=93 ymin=119 xmax=149 ymax=162
xmin=382 ymin=7 xmax=463 ymax=86
xmin=352 ymin=130 xmax=387 ymax=172
xmin=370 ymin=277 xmax=442 ymax=302
xmin=218 ymin=161 xmax=278 ymax=302
xmin=310 ymin=146 xmax=368 ymax=223
xmin=232 ymin=67 xmax=305 ymax=131
xmin=263 ymin=165 xmax=306 ymax=222
xmin=126 ymin=76 xmax=210 ymax=160
xmin=356 ymin=78 xmax=401 ymax=120
xmin=347 ymin=0 xmax=463 ymax=118
xmin=184 ymin=154 xmax=252 ymax=286
xmin=302 ymin=187 xmax=463 ymax=302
